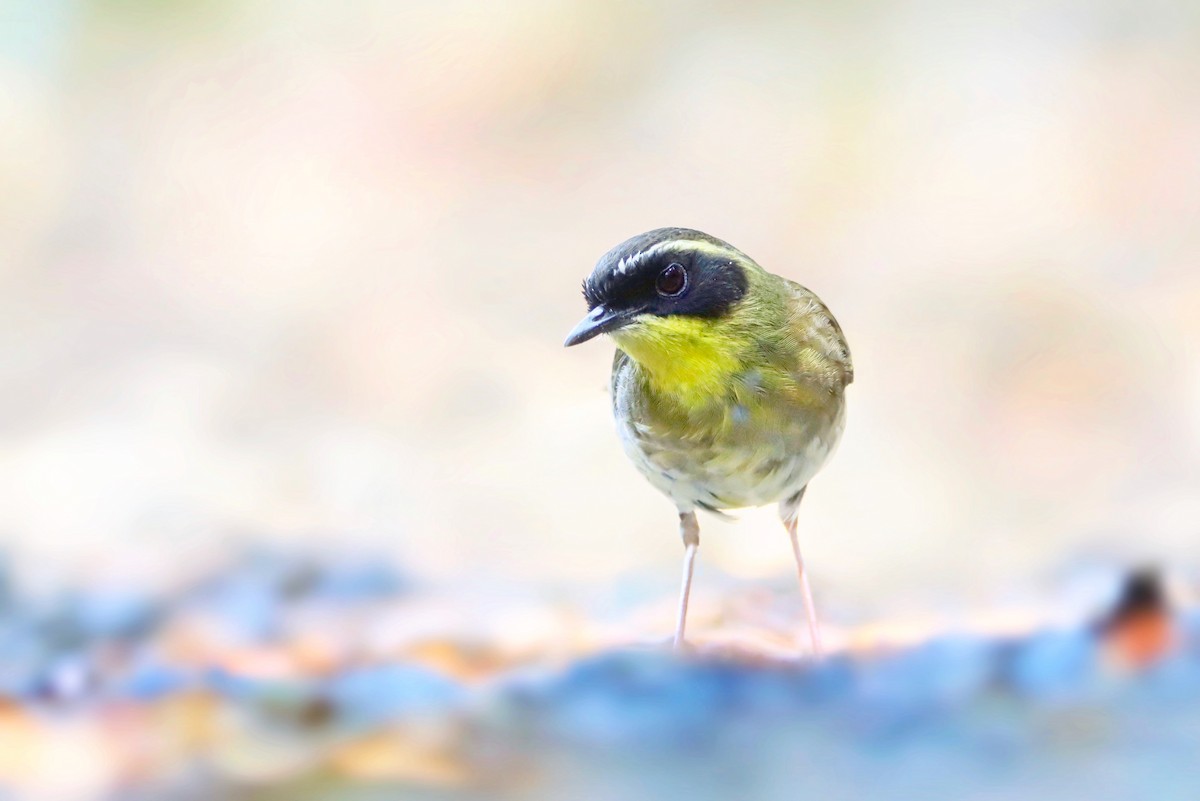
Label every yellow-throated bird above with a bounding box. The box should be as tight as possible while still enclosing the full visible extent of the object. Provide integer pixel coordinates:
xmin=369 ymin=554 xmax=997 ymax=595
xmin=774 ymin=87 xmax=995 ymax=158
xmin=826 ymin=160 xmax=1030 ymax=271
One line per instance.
xmin=565 ymin=228 xmax=852 ymax=653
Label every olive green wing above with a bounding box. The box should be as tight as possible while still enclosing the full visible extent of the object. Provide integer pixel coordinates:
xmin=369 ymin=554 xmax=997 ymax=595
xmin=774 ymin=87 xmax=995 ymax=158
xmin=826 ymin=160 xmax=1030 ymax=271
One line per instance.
xmin=783 ymin=279 xmax=853 ymax=387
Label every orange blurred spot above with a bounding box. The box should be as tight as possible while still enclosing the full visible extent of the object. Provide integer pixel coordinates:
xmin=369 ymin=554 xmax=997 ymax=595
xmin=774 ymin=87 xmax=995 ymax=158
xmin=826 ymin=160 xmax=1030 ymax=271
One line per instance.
xmin=1098 ymin=569 xmax=1176 ymax=670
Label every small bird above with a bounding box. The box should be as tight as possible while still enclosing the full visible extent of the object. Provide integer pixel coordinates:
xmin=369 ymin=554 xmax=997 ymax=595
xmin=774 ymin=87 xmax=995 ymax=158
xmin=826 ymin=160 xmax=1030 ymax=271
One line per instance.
xmin=564 ymin=228 xmax=852 ymax=653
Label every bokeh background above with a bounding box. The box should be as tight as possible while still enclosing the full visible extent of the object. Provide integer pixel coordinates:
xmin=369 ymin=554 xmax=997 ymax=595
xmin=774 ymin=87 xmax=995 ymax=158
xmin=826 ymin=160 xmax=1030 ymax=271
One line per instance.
xmin=4 ymin=0 xmax=1199 ymax=605
xmin=2 ymin=1 xmax=1200 ymax=797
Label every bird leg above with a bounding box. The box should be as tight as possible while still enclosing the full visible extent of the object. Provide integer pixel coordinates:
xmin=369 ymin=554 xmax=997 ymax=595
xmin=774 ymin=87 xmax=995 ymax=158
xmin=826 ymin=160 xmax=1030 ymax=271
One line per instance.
xmin=781 ymin=488 xmax=823 ymax=656
xmin=673 ymin=511 xmax=700 ymax=649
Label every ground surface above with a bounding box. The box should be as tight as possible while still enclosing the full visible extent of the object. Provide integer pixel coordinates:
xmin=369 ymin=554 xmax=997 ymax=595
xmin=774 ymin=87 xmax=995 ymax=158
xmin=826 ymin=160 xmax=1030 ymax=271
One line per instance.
xmin=0 ymin=551 xmax=1192 ymax=800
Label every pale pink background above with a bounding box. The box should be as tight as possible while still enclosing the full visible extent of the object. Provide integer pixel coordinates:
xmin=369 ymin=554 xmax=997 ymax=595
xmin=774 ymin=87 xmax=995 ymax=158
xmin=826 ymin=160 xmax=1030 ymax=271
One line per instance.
xmin=3 ymin=1 xmax=1199 ymax=612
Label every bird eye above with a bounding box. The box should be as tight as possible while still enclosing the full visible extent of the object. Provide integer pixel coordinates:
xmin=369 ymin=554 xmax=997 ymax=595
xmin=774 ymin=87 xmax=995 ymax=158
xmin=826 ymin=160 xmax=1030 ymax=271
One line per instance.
xmin=655 ymin=263 xmax=687 ymax=296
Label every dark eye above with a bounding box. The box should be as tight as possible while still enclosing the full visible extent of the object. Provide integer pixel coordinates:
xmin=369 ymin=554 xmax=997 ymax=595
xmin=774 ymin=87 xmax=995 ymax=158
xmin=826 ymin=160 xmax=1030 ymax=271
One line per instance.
xmin=655 ymin=263 xmax=687 ymax=296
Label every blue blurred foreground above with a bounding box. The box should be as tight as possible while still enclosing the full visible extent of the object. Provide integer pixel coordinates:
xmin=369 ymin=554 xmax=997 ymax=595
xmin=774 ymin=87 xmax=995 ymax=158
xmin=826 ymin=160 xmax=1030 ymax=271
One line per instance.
xmin=0 ymin=552 xmax=1193 ymax=800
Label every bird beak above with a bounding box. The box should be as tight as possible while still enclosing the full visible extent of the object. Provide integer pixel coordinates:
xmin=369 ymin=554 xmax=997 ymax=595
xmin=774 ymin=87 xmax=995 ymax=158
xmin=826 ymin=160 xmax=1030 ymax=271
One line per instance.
xmin=563 ymin=305 xmax=636 ymax=347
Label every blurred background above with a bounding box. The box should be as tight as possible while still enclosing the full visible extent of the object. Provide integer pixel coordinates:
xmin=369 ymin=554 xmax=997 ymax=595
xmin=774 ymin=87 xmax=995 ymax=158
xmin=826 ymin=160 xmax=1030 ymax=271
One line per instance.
xmin=4 ymin=0 xmax=1199 ymax=604
xmin=3 ymin=0 xmax=1200 ymax=797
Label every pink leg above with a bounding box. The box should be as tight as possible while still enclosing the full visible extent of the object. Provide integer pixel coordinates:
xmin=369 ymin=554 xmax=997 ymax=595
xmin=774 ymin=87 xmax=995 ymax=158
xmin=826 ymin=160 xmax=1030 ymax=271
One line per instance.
xmin=781 ymin=490 xmax=823 ymax=656
xmin=673 ymin=511 xmax=699 ymax=649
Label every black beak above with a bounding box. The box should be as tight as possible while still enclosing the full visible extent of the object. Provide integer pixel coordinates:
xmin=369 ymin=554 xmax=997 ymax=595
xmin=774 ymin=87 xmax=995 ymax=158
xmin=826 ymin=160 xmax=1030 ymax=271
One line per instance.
xmin=563 ymin=305 xmax=637 ymax=347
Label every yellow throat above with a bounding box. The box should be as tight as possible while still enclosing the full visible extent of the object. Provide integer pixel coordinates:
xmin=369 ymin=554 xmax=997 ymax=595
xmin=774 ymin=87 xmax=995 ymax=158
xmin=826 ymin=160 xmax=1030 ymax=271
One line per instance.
xmin=612 ymin=315 xmax=743 ymax=409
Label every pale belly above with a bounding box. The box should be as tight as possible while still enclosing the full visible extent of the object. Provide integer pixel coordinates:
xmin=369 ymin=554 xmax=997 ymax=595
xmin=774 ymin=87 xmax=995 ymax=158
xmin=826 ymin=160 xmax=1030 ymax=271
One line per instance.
xmin=613 ymin=367 xmax=847 ymax=513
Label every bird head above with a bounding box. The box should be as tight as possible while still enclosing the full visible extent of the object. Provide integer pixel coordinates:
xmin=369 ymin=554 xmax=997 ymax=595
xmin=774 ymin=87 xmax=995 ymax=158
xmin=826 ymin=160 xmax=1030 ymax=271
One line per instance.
xmin=563 ymin=228 xmax=753 ymax=350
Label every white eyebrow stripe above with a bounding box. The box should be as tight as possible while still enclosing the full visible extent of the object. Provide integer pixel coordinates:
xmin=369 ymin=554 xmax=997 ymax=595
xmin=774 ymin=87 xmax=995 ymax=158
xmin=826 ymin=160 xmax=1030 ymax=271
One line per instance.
xmin=613 ymin=238 xmax=740 ymax=276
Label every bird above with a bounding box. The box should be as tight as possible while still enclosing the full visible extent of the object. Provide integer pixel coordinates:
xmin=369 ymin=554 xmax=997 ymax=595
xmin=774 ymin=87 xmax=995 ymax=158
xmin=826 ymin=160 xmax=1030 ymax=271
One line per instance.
xmin=564 ymin=228 xmax=852 ymax=654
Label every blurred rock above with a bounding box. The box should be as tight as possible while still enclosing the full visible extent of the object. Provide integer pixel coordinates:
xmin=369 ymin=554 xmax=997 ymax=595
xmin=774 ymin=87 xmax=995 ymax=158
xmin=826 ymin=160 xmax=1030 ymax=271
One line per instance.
xmin=324 ymin=664 xmax=462 ymax=730
xmin=1002 ymin=627 xmax=1104 ymax=701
